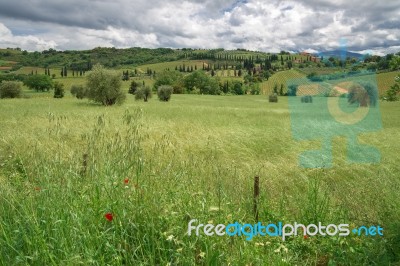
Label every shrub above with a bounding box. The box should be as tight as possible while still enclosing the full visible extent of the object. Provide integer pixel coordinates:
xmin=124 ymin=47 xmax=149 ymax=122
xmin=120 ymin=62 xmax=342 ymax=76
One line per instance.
xmin=70 ymin=85 xmax=87 ymax=99
xmin=232 ymin=82 xmax=244 ymax=95
xmin=53 ymin=82 xmax=65 ymax=98
xmin=287 ymin=84 xmax=298 ymax=96
xmin=269 ymin=93 xmax=278 ymax=103
xmin=86 ymin=64 xmax=126 ymax=106
xmin=128 ymin=80 xmax=139 ymax=95
xmin=135 ymin=86 xmax=152 ymax=102
xmin=157 ymin=85 xmax=173 ymax=101
xmin=382 ymin=77 xmax=400 ymax=101
xmin=301 ymin=95 xmax=313 ymax=103
xmin=0 ymin=81 xmax=23 ymax=98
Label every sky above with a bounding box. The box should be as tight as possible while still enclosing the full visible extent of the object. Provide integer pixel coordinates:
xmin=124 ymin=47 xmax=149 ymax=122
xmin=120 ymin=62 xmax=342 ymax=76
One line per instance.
xmin=0 ymin=0 xmax=399 ymax=55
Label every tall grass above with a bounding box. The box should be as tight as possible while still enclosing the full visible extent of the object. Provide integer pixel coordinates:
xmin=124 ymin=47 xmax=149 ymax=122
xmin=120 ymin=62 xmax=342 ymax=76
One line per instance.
xmin=0 ymin=95 xmax=399 ymax=265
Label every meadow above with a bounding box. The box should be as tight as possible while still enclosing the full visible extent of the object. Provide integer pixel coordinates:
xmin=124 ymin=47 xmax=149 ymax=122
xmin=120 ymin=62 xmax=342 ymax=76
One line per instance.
xmin=1 ymin=90 xmax=399 ymax=265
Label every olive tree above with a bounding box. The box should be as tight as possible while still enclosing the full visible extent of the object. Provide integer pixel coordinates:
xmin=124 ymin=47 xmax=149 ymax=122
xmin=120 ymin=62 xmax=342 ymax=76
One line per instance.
xmin=0 ymin=81 xmax=23 ymax=98
xmin=86 ymin=64 xmax=126 ymax=105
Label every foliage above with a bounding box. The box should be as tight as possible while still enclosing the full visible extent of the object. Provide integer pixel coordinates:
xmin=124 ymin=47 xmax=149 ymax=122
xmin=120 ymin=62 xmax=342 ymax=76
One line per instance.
xmin=0 ymin=81 xmax=23 ymax=98
xmin=85 ymin=64 xmax=126 ymax=106
xmin=269 ymin=93 xmax=278 ymax=102
xmin=232 ymin=81 xmax=244 ymax=95
xmin=24 ymin=74 xmax=53 ymax=91
xmin=287 ymin=84 xmax=298 ymax=96
xmin=184 ymin=71 xmax=220 ymax=95
xmin=383 ymin=76 xmax=400 ymax=101
xmin=157 ymin=85 xmax=173 ymax=101
xmin=70 ymin=85 xmax=87 ymax=99
xmin=153 ymin=70 xmax=183 ymax=89
xmin=348 ymin=81 xmax=378 ymax=107
xmin=128 ymin=80 xmax=140 ymax=95
xmin=135 ymin=86 xmax=152 ymax=102
xmin=53 ymin=82 xmax=65 ymax=98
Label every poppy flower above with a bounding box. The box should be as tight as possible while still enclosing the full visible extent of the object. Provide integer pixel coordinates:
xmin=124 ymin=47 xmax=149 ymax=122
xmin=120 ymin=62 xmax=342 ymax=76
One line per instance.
xmin=304 ymin=235 xmax=309 ymax=239
xmin=104 ymin=212 xmax=113 ymax=222
xmin=124 ymin=178 xmax=129 ymax=184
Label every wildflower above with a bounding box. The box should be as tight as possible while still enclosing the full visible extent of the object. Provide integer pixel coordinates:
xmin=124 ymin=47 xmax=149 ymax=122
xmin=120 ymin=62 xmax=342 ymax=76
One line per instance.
xmin=104 ymin=212 xmax=113 ymax=222
xmin=124 ymin=178 xmax=129 ymax=184
xmin=34 ymin=187 xmax=41 ymax=191
xmin=166 ymin=235 xmax=174 ymax=241
xmin=304 ymin=235 xmax=309 ymax=240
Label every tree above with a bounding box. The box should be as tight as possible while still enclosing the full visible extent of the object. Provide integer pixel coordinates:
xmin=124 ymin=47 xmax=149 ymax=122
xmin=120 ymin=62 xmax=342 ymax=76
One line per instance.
xmin=53 ymin=82 xmax=65 ymax=98
xmin=70 ymin=85 xmax=87 ymax=99
xmin=86 ymin=64 xmax=126 ymax=105
xmin=184 ymin=71 xmax=220 ymax=94
xmin=122 ymin=70 xmax=130 ymax=81
xmin=135 ymin=86 xmax=152 ymax=102
xmin=348 ymin=81 xmax=378 ymax=107
xmin=273 ymin=83 xmax=278 ymax=94
xmin=24 ymin=75 xmax=53 ymax=91
xmin=153 ymin=70 xmax=182 ymax=89
xmin=263 ymin=70 xmax=271 ymax=80
xmin=0 ymin=81 xmax=23 ymax=98
xmin=383 ymin=76 xmax=400 ymax=101
xmin=279 ymin=84 xmax=284 ymax=96
xmin=389 ymin=56 xmax=400 ymax=70
xmin=129 ymin=80 xmax=140 ymax=94
xmin=232 ymin=82 xmax=244 ymax=95
xmin=157 ymin=85 xmax=173 ymax=101
xmin=287 ymin=84 xmax=298 ymax=96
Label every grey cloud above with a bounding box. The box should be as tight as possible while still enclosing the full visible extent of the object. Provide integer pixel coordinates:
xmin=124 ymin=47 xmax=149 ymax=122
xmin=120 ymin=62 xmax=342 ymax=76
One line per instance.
xmin=0 ymin=0 xmax=399 ymax=54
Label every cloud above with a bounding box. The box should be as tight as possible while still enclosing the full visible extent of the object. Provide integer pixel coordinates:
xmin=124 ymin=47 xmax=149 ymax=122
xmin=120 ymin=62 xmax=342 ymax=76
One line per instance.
xmin=0 ymin=0 xmax=399 ymax=54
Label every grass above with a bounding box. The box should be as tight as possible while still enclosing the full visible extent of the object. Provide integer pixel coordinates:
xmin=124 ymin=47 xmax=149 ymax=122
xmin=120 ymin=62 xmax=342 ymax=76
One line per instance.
xmin=1 ymin=93 xmax=400 ymax=265
xmin=260 ymin=69 xmax=306 ymax=94
xmin=377 ymin=71 xmax=400 ymax=95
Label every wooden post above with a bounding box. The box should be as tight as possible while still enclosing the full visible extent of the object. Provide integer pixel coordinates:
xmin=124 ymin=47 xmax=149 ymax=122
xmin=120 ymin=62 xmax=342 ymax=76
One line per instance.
xmin=81 ymin=153 xmax=88 ymax=176
xmin=253 ymin=176 xmax=260 ymax=221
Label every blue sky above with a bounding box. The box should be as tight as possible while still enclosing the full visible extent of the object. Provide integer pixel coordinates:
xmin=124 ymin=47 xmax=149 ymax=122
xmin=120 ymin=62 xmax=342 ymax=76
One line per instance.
xmin=0 ymin=0 xmax=399 ymax=55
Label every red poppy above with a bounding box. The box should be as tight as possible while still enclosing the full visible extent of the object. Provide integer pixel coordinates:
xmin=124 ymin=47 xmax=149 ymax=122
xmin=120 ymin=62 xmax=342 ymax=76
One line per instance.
xmin=124 ymin=178 xmax=129 ymax=184
xmin=304 ymin=235 xmax=309 ymax=239
xmin=104 ymin=213 xmax=113 ymax=222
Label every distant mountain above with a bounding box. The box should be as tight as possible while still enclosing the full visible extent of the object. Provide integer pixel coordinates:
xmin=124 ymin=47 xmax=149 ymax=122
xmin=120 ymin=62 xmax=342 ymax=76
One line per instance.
xmin=316 ymin=50 xmax=366 ymax=60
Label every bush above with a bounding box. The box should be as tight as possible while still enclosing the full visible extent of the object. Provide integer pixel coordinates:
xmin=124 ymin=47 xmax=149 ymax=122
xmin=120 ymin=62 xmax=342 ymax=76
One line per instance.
xmin=70 ymin=85 xmax=87 ymax=99
xmin=269 ymin=93 xmax=278 ymax=103
xmin=287 ymin=84 xmax=298 ymax=96
xmin=0 ymin=81 xmax=23 ymax=98
xmin=383 ymin=77 xmax=400 ymax=101
xmin=128 ymin=80 xmax=140 ymax=95
xmin=301 ymin=95 xmax=313 ymax=103
xmin=53 ymin=82 xmax=65 ymax=98
xmin=135 ymin=86 xmax=152 ymax=102
xmin=232 ymin=82 xmax=244 ymax=95
xmin=157 ymin=85 xmax=173 ymax=101
xmin=86 ymin=64 xmax=126 ymax=105
xmin=348 ymin=81 xmax=378 ymax=107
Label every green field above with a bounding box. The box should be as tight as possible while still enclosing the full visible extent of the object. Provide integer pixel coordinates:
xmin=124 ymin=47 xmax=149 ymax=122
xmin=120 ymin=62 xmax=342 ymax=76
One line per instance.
xmin=1 ymin=93 xmax=399 ymax=265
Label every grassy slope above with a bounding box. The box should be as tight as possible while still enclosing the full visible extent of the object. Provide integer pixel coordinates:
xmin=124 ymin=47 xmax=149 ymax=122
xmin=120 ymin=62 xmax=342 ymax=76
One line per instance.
xmin=0 ymin=94 xmax=399 ymax=265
